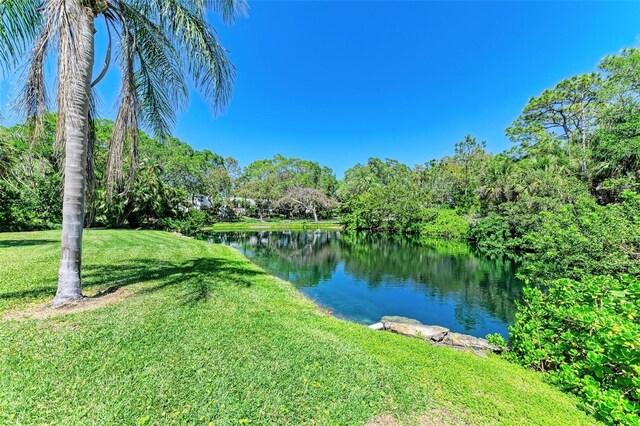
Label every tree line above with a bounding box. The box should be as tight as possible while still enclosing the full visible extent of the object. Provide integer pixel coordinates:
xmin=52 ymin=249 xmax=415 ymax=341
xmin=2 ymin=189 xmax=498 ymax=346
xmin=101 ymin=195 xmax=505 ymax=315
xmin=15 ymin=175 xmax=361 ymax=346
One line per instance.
xmin=0 ymin=120 xmax=342 ymax=233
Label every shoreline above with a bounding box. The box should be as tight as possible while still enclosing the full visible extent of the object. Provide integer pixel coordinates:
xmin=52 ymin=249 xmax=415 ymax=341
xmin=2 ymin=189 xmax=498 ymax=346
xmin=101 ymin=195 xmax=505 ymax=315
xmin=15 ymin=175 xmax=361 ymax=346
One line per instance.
xmin=204 ymin=220 xmax=344 ymax=232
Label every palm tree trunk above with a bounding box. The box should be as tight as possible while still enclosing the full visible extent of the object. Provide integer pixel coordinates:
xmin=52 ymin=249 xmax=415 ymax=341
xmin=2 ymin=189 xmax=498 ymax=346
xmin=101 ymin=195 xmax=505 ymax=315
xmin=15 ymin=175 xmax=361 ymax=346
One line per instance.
xmin=54 ymin=7 xmax=95 ymax=306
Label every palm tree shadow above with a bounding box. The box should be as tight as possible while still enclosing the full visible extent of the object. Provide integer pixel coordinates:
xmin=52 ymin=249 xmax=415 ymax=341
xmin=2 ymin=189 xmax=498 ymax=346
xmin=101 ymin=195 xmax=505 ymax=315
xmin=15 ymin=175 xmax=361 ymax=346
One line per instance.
xmin=0 ymin=239 xmax=58 ymax=248
xmin=1 ymin=257 xmax=264 ymax=307
xmin=83 ymin=257 xmax=264 ymax=305
xmin=0 ymin=285 xmax=59 ymax=303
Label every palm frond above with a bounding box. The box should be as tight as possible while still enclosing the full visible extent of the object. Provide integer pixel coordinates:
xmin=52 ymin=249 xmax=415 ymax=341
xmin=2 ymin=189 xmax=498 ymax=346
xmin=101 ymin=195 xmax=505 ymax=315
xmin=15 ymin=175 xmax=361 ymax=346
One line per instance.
xmin=105 ymin=24 xmax=139 ymax=195
xmin=0 ymin=0 xmax=42 ymax=75
xmin=202 ymin=0 xmax=249 ymax=25
xmin=110 ymin=0 xmax=188 ymax=137
xmin=19 ymin=13 xmax=54 ymax=145
xmin=147 ymin=0 xmax=236 ymax=114
xmin=91 ymin=15 xmax=113 ymax=88
xmin=100 ymin=0 xmax=243 ymax=196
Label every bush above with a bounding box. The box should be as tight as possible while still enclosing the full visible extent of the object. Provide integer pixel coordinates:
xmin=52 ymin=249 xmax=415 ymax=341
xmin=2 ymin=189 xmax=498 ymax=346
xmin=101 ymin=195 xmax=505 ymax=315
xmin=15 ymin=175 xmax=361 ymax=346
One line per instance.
xmin=524 ymin=193 xmax=640 ymax=281
xmin=485 ymin=333 xmax=508 ymax=349
xmin=341 ymin=186 xmax=425 ymax=233
xmin=158 ymin=209 xmax=209 ymax=236
xmin=470 ymin=196 xmax=565 ymax=260
xmin=420 ymin=208 xmax=470 ymax=240
xmin=0 ymin=176 xmax=62 ymax=232
xmin=508 ymin=275 xmax=640 ymax=424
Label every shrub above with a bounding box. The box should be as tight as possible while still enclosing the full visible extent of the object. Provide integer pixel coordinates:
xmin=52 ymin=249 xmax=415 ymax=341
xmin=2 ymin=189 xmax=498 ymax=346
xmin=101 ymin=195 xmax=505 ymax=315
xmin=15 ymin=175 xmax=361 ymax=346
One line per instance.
xmin=158 ymin=209 xmax=209 ymax=236
xmin=524 ymin=193 xmax=640 ymax=281
xmin=420 ymin=208 xmax=469 ymax=240
xmin=0 ymin=176 xmax=62 ymax=231
xmin=508 ymin=275 xmax=640 ymax=424
xmin=470 ymin=196 xmax=566 ymax=260
xmin=485 ymin=333 xmax=508 ymax=349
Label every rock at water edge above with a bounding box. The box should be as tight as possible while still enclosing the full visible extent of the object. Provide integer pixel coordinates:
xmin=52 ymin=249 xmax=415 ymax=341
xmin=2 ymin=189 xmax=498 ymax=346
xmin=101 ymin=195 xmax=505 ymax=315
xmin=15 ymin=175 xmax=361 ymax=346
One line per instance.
xmin=380 ymin=316 xmax=423 ymax=325
xmin=383 ymin=322 xmax=450 ymax=342
xmin=368 ymin=322 xmax=384 ymax=330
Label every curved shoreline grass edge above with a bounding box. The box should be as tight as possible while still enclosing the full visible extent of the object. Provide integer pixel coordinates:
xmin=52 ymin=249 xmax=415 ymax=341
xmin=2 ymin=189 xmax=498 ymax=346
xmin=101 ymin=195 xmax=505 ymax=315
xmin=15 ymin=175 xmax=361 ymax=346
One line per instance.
xmin=0 ymin=229 xmax=597 ymax=425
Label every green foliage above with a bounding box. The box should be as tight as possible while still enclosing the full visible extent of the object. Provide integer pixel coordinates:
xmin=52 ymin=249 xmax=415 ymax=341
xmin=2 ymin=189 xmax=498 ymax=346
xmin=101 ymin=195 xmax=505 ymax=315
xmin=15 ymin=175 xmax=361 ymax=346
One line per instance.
xmin=508 ymin=275 xmax=640 ymax=424
xmin=471 ymin=196 xmax=565 ymax=260
xmin=524 ymin=193 xmax=640 ymax=280
xmin=0 ymin=121 xmax=63 ymax=231
xmin=485 ymin=333 xmax=508 ymax=349
xmin=237 ymin=154 xmax=338 ymax=219
xmin=0 ymin=130 xmax=16 ymax=177
xmin=157 ymin=208 xmax=210 ymax=236
xmin=0 ymin=175 xmax=62 ymax=232
xmin=470 ymin=212 xmax=519 ymax=258
xmin=339 ymin=158 xmax=425 ymax=233
xmin=0 ymin=0 xmax=41 ymax=74
xmin=1 ymin=119 xmax=339 ymax=232
xmin=0 ymin=44 xmax=639 ymax=425
xmin=452 ymin=135 xmax=489 ymax=209
xmin=473 ymin=48 xmax=640 ymax=425
xmin=95 ymin=164 xmax=187 ymax=229
xmin=592 ymin=105 xmax=640 ymax=203
xmin=141 ymin=136 xmax=228 ymax=204
xmin=506 ymin=72 xmax=602 ymax=182
xmin=0 ymin=115 xmax=234 ymax=232
xmin=420 ymin=208 xmax=469 ymax=240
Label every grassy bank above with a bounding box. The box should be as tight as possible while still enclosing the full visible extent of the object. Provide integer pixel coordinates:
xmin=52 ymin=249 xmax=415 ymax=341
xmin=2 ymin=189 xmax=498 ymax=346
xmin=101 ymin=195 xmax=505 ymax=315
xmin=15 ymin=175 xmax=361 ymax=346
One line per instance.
xmin=0 ymin=230 xmax=595 ymax=425
xmin=206 ymin=218 xmax=343 ymax=231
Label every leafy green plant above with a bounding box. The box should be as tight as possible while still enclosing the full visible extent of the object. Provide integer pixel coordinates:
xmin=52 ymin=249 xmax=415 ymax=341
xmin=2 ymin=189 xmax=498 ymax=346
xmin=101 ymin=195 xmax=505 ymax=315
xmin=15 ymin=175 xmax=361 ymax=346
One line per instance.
xmin=158 ymin=209 xmax=210 ymax=236
xmin=523 ymin=193 xmax=640 ymax=281
xmin=508 ymin=275 xmax=640 ymax=424
xmin=0 ymin=174 xmax=62 ymax=231
xmin=420 ymin=208 xmax=469 ymax=241
xmin=485 ymin=333 xmax=508 ymax=349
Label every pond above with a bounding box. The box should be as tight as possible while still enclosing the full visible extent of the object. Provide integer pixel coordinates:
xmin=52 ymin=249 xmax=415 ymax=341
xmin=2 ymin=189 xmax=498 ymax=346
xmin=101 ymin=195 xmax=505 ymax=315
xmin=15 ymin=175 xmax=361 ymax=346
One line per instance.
xmin=205 ymin=231 xmax=523 ymax=338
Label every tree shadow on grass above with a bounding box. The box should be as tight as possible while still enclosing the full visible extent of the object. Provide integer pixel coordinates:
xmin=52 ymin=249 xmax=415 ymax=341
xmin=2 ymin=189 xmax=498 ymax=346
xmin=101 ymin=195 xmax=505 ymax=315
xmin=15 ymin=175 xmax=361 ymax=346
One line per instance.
xmin=0 ymin=239 xmax=58 ymax=248
xmin=83 ymin=257 xmax=265 ymax=305
xmin=0 ymin=285 xmax=59 ymax=303
xmin=1 ymin=257 xmax=265 ymax=308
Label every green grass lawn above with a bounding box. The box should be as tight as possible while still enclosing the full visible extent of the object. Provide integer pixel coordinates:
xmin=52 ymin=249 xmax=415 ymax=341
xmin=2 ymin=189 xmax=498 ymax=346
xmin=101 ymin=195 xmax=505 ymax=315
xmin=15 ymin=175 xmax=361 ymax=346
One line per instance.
xmin=205 ymin=218 xmax=343 ymax=231
xmin=0 ymin=230 xmax=596 ymax=425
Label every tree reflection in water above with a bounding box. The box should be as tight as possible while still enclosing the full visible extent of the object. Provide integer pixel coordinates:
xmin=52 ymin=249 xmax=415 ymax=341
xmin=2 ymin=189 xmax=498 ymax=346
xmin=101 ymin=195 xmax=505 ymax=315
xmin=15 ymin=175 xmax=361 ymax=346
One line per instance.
xmin=205 ymin=231 xmax=523 ymax=338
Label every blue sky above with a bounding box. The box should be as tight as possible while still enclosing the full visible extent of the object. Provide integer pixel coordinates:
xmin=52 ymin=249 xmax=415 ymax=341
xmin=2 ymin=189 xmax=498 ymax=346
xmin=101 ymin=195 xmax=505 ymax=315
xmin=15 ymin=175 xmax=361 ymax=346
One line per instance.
xmin=2 ymin=1 xmax=640 ymax=177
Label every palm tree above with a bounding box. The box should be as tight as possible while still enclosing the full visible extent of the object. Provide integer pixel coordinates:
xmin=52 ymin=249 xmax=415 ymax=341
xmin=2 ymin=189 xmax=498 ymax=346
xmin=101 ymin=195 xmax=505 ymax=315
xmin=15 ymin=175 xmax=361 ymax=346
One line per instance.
xmin=0 ymin=0 xmax=247 ymax=305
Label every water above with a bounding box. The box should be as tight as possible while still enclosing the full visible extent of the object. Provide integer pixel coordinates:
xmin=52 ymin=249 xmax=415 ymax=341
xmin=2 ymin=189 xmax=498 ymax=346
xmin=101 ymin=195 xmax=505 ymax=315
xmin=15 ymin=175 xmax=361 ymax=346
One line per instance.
xmin=205 ymin=230 xmax=523 ymax=338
